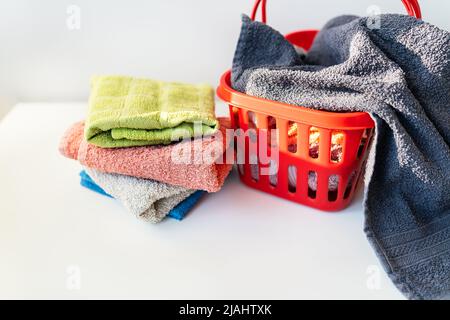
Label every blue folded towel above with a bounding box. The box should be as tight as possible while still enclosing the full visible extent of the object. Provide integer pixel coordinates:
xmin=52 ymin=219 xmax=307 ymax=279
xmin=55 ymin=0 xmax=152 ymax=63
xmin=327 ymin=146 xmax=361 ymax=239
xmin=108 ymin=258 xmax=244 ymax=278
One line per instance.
xmin=166 ymin=189 xmax=205 ymax=221
xmin=79 ymin=171 xmax=205 ymax=221
xmin=80 ymin=170 xmax=114 ymax=198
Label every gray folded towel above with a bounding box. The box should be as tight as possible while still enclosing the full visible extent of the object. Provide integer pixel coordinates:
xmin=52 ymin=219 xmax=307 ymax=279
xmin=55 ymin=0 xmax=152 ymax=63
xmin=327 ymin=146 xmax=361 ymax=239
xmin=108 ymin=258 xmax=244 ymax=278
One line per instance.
xmin=85 ymin=168 xmax=195 ymax=223
xmin=232 ymin=14 xmax=450 ymax=300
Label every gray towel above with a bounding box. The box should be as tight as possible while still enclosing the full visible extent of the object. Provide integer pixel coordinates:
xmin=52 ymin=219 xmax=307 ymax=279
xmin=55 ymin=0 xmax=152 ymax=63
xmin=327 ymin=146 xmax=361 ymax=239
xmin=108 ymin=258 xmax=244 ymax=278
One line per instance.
xmin=232 ymin=14 xmax=450 ymax=300
xmin=85 ymin=168 xmax=195 ymax=223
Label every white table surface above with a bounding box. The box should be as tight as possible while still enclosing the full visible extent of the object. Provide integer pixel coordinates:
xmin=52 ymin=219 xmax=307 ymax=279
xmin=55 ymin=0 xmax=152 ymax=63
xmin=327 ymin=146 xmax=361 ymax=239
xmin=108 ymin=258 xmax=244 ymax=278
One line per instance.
xmin=0 ymin=102 xmax=404 ymax=299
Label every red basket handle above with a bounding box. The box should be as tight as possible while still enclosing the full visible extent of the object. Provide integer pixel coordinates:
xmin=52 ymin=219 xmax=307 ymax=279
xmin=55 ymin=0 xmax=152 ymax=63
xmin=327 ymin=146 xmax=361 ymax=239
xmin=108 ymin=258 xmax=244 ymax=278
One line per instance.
xmin=401 ymin=0 xmax=422 ymax=19
xmin=251 ymin=0 xmax=422 ymax=23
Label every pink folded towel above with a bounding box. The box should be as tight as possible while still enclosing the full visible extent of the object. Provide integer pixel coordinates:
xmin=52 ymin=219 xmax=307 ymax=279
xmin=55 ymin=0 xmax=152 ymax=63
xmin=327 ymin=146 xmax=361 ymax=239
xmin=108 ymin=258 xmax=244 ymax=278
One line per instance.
xmin=60 ymin=118 xmax=233 ymax=192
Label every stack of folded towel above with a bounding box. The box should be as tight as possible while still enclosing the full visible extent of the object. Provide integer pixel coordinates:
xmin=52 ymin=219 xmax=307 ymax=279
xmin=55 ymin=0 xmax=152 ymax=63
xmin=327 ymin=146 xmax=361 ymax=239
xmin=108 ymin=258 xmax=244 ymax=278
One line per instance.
xmin=60 ymin=75 xmax=233 ymax=223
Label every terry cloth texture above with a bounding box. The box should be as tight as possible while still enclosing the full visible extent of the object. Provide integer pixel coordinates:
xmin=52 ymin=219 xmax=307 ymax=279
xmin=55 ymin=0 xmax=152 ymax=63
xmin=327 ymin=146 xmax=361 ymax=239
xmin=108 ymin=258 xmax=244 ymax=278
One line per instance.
xmin=79 ymin=170 xmax=113 ymax=198
xmin=232 ymin=14 xmax=450 ymax=300
xmin=60 ymin=118 xmax=233 ymax=192
xmin=167 ymin=189 xmax=205 ymax=221
xmin=79 ymin=170 xmax=205 ymax=221
xmin=85 ymin=75 xmax=219 ymax=148
xmin=84 ymin=167 xmax=195 ymax=224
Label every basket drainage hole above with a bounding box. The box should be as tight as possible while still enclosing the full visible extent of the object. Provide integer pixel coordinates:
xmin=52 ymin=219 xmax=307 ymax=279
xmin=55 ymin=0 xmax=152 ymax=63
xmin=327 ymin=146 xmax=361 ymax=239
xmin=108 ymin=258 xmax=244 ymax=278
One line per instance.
xmin=247 ymin=111 xmax=257 ymax=129
xmin=269 ymin=160 xmax=278 ymax=187
xmin=288 ymin=165 xmax=297 ymax=193
xmin=309 ymin=127 xmax=320 ymax=159
xmin=343 ymin=171 xmax=357 ymax=199
xmin=267 ymin=116 xmax=278 ymax=149
xmin=357 ymin=128 xmax=372 ymax=159
xmin=328 ymin=175 xmax=339 ymax=202
xmin=250 ymin=164 xmax=259 ymax=182
xmin=331 ymin=130 xmax=344 ymax=163
xmin=287 ymin=121 xmax=298 ymax=153
xmin=232 ymin=107 xmax=240 ymax=129
xmin=308 ymin=171 xmax=317 ymax=199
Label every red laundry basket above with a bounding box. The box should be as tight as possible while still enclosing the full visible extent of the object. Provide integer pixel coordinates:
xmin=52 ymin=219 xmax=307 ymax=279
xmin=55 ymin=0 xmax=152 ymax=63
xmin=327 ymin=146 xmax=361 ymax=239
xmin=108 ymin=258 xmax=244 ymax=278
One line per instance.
xmin=217 ymin=0 xmax=422 ymax=211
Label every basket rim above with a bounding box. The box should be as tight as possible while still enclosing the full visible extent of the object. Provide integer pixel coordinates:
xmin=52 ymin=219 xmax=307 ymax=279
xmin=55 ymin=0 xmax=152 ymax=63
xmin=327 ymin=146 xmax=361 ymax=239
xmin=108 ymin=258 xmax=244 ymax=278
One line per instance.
xmin=217 ymin=70 xmax=375 ymax=130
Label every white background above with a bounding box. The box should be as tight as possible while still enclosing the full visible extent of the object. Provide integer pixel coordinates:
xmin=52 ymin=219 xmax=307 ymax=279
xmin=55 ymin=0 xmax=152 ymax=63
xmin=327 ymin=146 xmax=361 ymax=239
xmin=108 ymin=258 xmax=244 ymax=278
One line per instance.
xmin=0 ymin=0 xmax=448 ymax=300
xmin=0 ymin=0 xmax=449 ymax=118
xmin=0 ymin=103 xmax=405 ymax=299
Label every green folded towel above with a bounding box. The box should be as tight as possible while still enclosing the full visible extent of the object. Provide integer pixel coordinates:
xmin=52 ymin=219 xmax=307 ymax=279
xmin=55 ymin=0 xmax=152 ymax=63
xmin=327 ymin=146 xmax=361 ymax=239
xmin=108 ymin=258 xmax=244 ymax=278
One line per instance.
xmin=84 ymin=75 xmax=219 ymax=148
